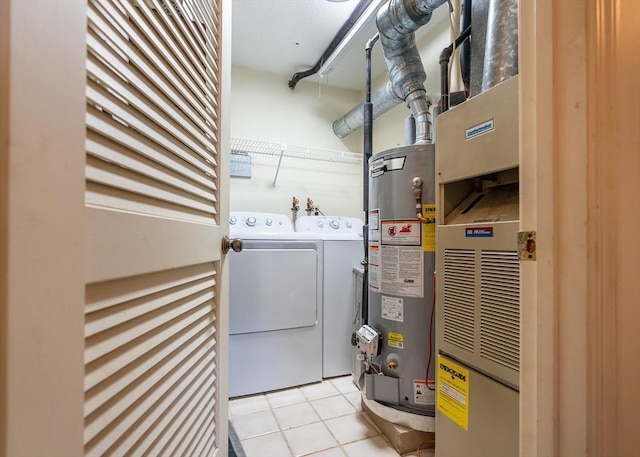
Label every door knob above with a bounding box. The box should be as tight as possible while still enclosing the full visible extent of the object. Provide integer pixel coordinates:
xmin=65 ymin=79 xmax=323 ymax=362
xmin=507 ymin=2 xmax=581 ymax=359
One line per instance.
xmin=222 ymin=235 xmax=243 ymax=254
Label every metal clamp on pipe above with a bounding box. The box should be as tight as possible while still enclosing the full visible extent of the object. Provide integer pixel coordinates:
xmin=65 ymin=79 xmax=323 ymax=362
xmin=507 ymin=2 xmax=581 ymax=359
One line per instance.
xmin=412 ymin=177 xmax=429 ymax=223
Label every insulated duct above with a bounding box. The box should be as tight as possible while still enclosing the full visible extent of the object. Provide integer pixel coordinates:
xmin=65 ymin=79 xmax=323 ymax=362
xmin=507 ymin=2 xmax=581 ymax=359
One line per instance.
xmin=333 ymin=0 xmax=447 ymax=142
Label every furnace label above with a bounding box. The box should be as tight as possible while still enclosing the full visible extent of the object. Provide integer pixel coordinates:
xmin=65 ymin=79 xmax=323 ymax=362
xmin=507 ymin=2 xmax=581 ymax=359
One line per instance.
xmin=465 ymin=226 xmax=494 ymax=238
xmin=465 ymin=118 xmax=494 ymax=140
xmin=381 ymin=296 xmax=403 ymax=322
xmin=437 ymin=355 xmax=469 ymax=431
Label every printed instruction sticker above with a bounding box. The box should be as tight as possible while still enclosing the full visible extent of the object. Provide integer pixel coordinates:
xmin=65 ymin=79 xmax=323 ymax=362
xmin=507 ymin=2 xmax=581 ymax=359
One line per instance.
xmin=369 ymin=209 xmax=380 ymax=242
xmin=368 ymin=244 xmax=381 ymax=291
xmin=421 ymin=204 xmax=436 ymax=252
xmin=379 ymin=245 xmax=424 ymax=298
xmin=414 ymin=379 xmax=436 ymax=405
xmin=381 ymin=296 xmax=404 ymax=322
xmin=437 ymin=355 xmax=470 ymax=431
xmin=369 ymin=209 xmax=380 ymax=230
xmin=387 ymin=331 xmax=404 ymax=349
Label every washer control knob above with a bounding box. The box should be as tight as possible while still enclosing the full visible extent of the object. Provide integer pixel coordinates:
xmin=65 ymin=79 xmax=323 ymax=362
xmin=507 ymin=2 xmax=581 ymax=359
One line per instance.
xmin=266 ymin=217 xmax=273 ymax=226
xmin=229 ymin=216 xmax=237 ymax=225
xmin=330 ymin=220 xmax=340 ymax=229
xmin=246 ymin=216 xmax=257 ymax=227
xmin=346 ymin=221 xmax=352 ymax=229
xmin=317 ymin=221 xmax=324 ymax=228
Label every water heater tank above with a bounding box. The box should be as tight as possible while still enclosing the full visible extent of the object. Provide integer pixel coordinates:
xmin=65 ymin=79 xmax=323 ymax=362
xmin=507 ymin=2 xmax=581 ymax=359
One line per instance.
xmin=365 ymin=143 xmax=436 ymax=416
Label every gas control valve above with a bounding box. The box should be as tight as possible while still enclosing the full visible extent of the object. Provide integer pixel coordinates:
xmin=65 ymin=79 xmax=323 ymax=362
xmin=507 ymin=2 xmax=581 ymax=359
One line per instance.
xmin=355 ymin=325 xmax=383 ymax=361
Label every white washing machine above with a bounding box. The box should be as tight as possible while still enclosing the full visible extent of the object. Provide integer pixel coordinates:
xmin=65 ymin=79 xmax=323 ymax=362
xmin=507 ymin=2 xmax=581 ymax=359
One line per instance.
xmin=228 ymin=212 xmax=323 ymax=397
xmin=295 ymin=215 xmax=364 ymax=378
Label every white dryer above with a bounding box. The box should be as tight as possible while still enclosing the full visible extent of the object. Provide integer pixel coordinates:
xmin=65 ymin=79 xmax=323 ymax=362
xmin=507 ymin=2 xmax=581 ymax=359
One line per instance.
xmin=295 ymin=215 xmax=364 ymax=378
xmin=228 ymin=212 xmax=323 ymax=397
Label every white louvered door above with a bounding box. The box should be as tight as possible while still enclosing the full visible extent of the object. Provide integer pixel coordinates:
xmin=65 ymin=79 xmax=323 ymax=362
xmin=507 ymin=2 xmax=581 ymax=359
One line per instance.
xmin=84 ymin=1 xmax=229 ymax=455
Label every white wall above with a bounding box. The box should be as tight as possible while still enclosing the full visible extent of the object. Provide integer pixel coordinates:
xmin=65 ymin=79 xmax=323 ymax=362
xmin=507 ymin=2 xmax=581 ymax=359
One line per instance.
xmin=229 ymin=12 xmax=452 ymax=220
xmin=229 ymin=66 xmax=365 ymax=218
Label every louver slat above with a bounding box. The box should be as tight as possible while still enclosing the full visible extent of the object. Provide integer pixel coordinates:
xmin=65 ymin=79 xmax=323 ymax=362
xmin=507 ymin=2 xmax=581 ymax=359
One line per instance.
xmin=443 ymin=249 xmax=476 ymax=352
xmin=480 ymin=250 xmax=520 ymax=371
xmin=85 ymin=0 xmax=222 ymax=455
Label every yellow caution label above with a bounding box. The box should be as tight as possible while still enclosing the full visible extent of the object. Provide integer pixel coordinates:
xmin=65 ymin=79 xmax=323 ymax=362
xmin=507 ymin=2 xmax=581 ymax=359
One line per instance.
xmin=387 ymin=331 xmax=404 ymax=349
xmin=422 ymin=204 xmax=436 ymax=252
xmin=437 ymin=355 xmax=469 ymax=430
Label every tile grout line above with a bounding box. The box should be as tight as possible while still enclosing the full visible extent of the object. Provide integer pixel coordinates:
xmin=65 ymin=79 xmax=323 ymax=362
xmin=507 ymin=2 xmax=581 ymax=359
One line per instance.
xmin=233 ymin=377 xmax=411 ymax=457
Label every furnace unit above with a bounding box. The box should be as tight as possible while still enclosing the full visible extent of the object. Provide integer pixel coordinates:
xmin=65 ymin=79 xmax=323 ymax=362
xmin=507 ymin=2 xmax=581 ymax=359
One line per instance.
xmin=435 ymin=75 xmax=520 ymax=457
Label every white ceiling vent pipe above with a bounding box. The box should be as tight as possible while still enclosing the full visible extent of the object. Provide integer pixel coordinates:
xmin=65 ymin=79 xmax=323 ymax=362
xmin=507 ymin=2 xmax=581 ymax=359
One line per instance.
xmin=333 ymin=0 xmax=448 ymax=142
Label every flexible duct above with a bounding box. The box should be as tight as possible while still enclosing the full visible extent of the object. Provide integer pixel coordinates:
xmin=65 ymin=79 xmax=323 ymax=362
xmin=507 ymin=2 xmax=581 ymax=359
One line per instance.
xmin=333 ymin=0 xmax=447 ymax=142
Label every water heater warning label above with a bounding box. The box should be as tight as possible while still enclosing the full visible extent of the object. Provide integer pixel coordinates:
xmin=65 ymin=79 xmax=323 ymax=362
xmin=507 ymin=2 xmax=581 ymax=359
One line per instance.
xmin=387 ymin=331 xmax=404 ymax=349
xmin=414 ymin=380 xmax=436 ymax=405
xmin=381 ymin=220 xmax=421 ymax=246
xmin=381 ymin=296 xmax=403 ymax=322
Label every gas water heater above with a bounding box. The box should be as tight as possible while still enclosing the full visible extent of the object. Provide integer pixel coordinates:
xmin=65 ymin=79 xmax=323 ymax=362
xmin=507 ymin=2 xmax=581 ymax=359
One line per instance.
xmin=357 ymin=143 xmax=437 ymax=419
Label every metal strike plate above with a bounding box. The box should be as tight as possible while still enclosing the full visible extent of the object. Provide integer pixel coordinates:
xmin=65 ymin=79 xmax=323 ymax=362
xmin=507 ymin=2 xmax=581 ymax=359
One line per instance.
xmin=518 ymin=231 xmax=536 ymax=261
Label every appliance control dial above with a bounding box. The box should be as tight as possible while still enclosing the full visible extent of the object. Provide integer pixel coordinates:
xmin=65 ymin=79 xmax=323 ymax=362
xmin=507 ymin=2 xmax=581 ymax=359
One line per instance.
xmin=346 ymin=221 xmax=352 ymax=228
xmin=316 ymin=221 xmax=324 ymax=228
xmin=266 ymin=218 xmax=273 ymax=226
xmin=330 ymin=220 xmax=340 ymax=229
xmin=246 ymin=216 xmax=257 ymax=227
xmin=229 ymin=216 xmax=237 ymax=225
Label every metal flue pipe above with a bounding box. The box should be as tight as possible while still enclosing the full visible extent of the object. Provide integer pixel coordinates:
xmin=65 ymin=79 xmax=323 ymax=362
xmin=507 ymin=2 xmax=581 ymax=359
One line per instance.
xmin=333 ymin=0 xmax=447 ymax=142
xmin=482 ymin=0 xmax=518 ymax=91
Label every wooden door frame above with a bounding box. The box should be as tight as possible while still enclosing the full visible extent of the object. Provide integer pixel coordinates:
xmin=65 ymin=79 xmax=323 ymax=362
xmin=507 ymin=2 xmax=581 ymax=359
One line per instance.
xmin=520 ymin=1 xmax=640 ymax=456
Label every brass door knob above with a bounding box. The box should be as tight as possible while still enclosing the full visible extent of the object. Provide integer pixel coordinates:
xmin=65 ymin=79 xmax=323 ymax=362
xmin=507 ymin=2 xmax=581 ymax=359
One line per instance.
xmin=222 ymin=235 xmax=243 ymax=254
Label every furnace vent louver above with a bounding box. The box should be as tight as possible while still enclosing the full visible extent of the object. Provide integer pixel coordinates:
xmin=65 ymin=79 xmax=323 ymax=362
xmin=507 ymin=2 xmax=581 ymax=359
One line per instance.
xmin=443 ymin=249 xmax=476 ymax=353
xmin=480 ymin=250 xmax=520 ymax=371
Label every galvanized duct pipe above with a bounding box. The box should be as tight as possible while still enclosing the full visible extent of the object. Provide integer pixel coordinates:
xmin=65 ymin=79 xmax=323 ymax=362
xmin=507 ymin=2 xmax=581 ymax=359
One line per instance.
xmin=333 ymin=81 xmax=402 ymax=138
xmin=333 ymin=0 xmax=447 ymax=142
xmin=481 ymin=0 xmax=518 ymax=91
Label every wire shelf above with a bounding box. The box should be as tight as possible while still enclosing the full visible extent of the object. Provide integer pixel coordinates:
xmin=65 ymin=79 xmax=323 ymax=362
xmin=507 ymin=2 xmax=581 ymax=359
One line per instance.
xmin=230 ymin=137 xmax=362 ymax=165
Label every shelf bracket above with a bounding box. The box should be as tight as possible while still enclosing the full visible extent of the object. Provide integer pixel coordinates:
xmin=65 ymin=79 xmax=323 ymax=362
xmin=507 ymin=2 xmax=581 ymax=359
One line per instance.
xmin=272 ymin=144 xmax=286 ymax=187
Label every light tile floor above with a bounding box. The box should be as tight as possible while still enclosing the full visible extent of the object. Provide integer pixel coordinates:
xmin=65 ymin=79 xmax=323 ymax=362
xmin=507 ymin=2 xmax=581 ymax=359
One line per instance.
xmin=229 ymin=376 xmax=435 ymax=457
